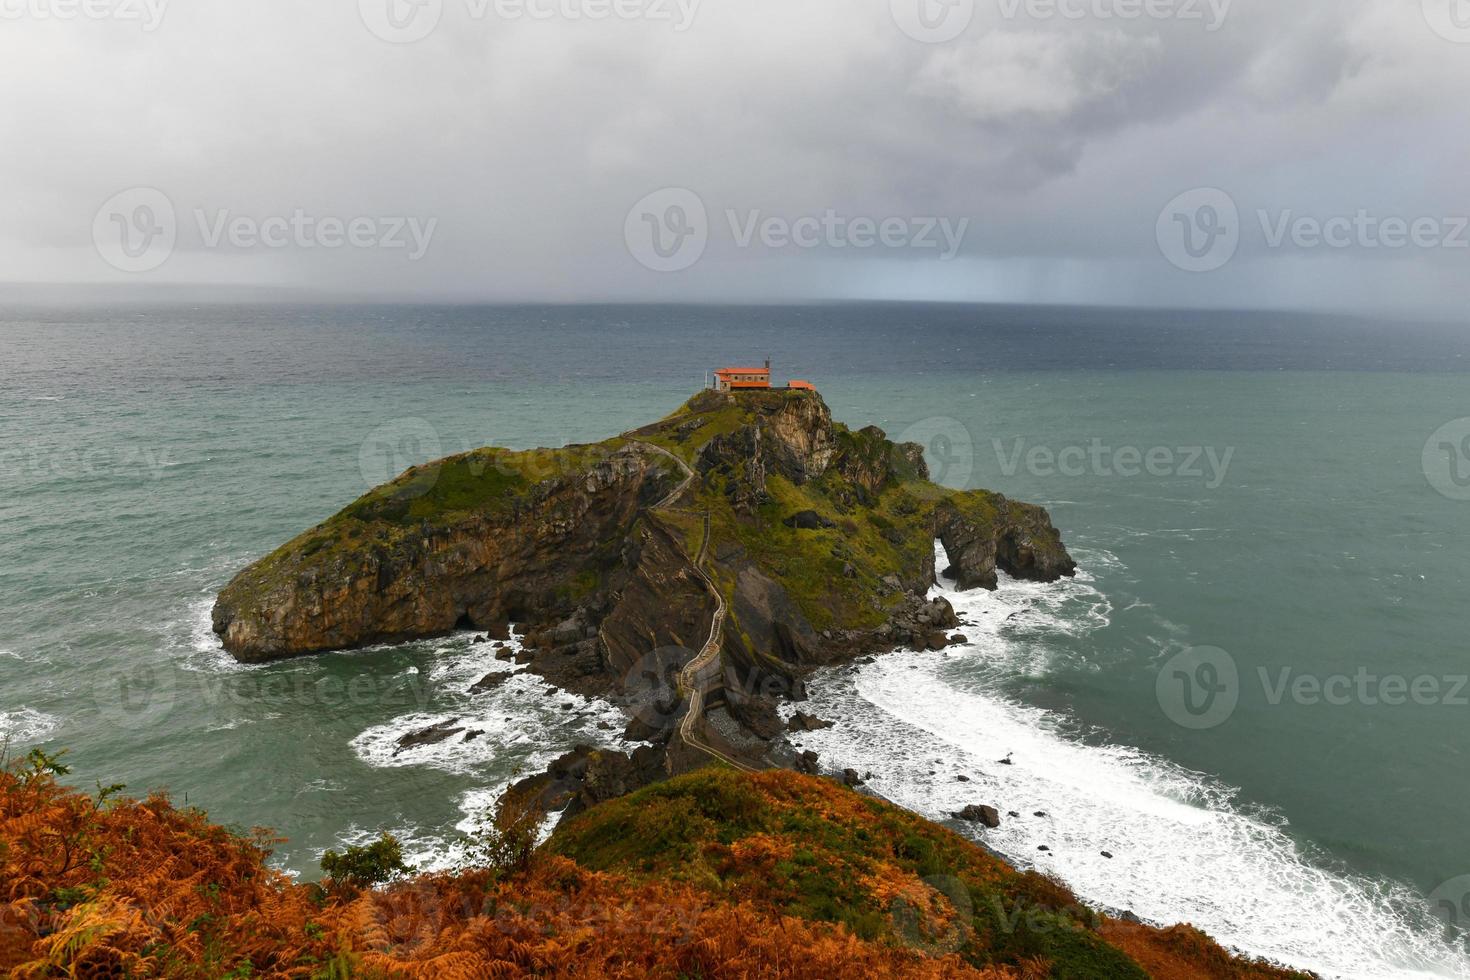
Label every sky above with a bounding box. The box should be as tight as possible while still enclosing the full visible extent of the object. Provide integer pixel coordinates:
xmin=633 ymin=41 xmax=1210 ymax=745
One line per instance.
xmin=2 ymin=0 xmax=1469 ymax=316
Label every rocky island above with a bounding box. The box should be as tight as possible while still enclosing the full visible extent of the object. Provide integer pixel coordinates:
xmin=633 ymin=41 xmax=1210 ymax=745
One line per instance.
xmin=214 ymin=387 xmax=1076 ymax=788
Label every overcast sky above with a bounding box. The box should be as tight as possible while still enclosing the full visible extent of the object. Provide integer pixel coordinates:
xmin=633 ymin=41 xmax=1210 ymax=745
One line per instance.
xmin=3 ymin=0 xmax=1468 ymax=315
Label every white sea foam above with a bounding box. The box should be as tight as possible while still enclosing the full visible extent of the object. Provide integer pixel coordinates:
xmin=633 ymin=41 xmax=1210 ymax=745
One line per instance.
xmin=349 ymin=630 xmax=630 ymax=869
xmin=782 ymin=544 xmax=1470 ymax=980
xmin=0 ymin=707 xmax=61 ymax=745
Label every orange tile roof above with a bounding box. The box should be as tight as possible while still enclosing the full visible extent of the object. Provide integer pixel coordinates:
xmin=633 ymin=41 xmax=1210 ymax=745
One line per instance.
xmin=715 ymin=367 xmax=770 ymax=376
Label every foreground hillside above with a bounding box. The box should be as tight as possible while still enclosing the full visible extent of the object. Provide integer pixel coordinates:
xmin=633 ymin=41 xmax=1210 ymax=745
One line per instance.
xmin=1 ymin=753 xmax=1312 ymax=979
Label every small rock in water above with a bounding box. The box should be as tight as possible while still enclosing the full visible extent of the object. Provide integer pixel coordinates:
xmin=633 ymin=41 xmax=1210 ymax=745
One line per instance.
xmin=1038 ymin=846 xmax=1051 ymax=853
xmin=841 ymin=769 xmax=864 ymax=787
xmin=1033 ymin=811 xmax=1048 ymax=818
xmin=953 ymin=805 xmax=1001 ymax=828
xmin=1007 ymin=811 xmax=1021 ymax=819
xmin=956 ymin=775 xmax=971 ymax=782
xmin=1101 ymin=851 xmax=1114 ymax=859
xmin=394 ymin=719 xmax=465 ymax=755
xmin=998 ymin=753 xmax=1014 ymax=766
xmin=469 ymin=671 xmax=521 ymax=695
xmin=787 ymin=711 xmax=835 ymax=733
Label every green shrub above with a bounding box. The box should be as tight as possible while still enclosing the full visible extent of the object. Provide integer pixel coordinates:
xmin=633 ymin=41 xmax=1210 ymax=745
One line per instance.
xmin=319 ymin=833 xmax=411 ymax=891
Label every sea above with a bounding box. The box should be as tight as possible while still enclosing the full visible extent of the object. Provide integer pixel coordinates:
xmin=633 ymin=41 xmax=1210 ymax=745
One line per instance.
xmin=3 ymin=301 xmax=1469 ymax=978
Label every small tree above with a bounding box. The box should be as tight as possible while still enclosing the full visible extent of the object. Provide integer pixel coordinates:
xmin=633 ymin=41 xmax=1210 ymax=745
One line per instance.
xmin=467 ymin=789 xmax=543 ymax=876
xmin=320 ymin=833 xmax=412 ymax=892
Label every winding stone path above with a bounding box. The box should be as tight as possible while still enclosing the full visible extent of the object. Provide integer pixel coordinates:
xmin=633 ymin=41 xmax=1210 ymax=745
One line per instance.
xmin=628 ymin=441 xmax=758 ymax=773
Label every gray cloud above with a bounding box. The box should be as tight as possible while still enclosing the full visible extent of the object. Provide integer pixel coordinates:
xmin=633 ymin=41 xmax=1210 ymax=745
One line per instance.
xmin=1 ymin=0 xmax=1467 ymax=316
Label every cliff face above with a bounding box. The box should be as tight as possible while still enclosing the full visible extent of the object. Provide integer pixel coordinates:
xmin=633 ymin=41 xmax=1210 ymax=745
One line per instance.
xmin=212 ymin=443 xmax=681 ymax=663
xmin=214 ymin=390 xmax=1077 ymax=711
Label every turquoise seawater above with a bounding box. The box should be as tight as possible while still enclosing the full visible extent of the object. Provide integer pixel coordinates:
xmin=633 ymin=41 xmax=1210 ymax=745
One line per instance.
xmin=3 ymin=303 xmax=1469 ymax=977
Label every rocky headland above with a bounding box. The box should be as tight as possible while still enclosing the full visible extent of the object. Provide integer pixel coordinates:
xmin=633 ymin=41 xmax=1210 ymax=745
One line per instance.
xmin=214 ymin=388 xmax=1076 ymax=793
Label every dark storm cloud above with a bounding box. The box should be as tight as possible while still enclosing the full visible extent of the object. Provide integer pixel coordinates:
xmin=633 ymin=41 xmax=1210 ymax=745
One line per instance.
xmin=1 ymin=0 xmax=1466 ymax=316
